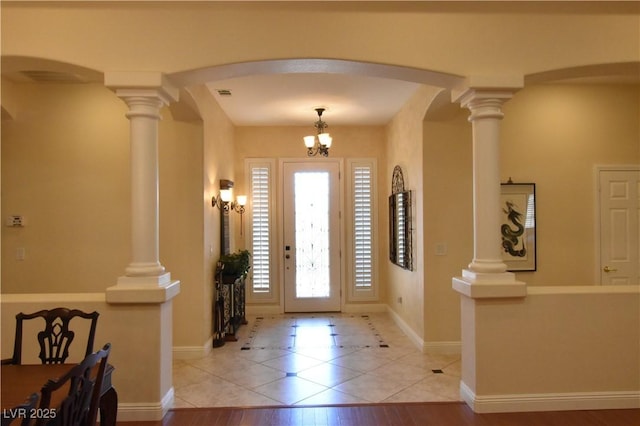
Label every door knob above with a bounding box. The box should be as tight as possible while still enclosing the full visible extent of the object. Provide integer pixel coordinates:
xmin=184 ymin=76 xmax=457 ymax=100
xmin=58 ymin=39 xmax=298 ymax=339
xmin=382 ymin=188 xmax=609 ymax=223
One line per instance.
xmin=603 ymin=266 xmax=618 ymax=273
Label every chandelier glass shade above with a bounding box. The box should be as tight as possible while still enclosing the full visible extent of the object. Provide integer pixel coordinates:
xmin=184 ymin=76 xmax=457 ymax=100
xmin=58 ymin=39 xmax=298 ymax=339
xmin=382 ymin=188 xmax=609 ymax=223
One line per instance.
xmin=304 ymin=108 xmax=332 ymax=157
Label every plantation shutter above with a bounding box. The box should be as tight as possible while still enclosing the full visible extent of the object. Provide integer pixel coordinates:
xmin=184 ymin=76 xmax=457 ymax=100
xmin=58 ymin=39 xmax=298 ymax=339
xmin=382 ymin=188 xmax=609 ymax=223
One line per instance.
xmin=353 ymin=165 xmax=373 ymax=289
xmin=251 ymin=165 xmax=271 ymax=292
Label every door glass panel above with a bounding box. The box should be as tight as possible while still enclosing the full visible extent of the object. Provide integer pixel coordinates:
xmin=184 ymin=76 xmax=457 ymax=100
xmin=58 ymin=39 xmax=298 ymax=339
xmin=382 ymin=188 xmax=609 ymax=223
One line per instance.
xmin=294 ymin=171 xmax=330 ymax=298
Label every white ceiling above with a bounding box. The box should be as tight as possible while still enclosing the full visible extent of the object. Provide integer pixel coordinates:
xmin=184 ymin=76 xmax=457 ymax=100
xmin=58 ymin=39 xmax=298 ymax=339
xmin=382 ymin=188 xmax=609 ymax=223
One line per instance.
xmin=205 ymin=73 xmax=422 ymax=127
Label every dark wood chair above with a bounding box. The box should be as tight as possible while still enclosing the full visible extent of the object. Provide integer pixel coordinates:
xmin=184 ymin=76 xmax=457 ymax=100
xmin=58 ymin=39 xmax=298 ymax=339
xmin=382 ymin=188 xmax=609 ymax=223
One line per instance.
xmin=35 ymin=343 xmax=111 ymax=426
xmin=1 ymin=308 xmax=99 ymax=365
xmin=1 ymin=392 xmax=39 ymax=426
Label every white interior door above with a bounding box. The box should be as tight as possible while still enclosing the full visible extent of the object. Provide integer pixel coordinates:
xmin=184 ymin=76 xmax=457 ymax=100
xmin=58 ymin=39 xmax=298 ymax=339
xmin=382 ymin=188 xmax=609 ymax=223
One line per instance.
xmin=599 ymin=168 xmax=640 ymax=285
xmin=283 ymin=161 xmax=341 ymax=312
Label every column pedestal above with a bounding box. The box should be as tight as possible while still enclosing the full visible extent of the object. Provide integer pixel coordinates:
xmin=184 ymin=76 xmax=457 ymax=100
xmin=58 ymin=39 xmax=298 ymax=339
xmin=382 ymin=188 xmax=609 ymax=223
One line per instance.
xmin=453 ymin=274 xmax=526 ymax=299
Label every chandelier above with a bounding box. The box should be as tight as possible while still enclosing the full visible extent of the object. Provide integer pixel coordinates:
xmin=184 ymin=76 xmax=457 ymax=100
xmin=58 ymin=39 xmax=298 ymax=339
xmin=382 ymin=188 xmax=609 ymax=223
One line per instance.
xmin=303 ymin=108 xmax=332 ymax=157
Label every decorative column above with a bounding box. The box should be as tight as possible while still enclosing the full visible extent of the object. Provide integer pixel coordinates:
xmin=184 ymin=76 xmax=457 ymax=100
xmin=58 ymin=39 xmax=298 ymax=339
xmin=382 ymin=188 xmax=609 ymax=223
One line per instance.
xmin=102 ymin=72 xmax=180 ymax=421
xmin=451 ymin=82 xmax=526 ymax=414
xmin=105 ymin=72 xmax=180 ymax=302
xmin=452 ymin=87 xmax=526 ymax=298
xmin=121 ymin=94 xmax=167 ymax=281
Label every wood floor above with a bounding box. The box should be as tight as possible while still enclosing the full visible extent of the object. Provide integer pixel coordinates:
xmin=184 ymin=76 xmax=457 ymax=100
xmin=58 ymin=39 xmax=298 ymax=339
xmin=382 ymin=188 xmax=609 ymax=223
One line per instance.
xmin=116 ymin=402 xmax=640 ymax=425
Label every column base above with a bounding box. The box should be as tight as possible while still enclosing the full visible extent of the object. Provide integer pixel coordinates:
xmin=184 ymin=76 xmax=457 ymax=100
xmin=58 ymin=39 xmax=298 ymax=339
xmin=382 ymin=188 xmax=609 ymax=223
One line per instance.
xmin=124 ymin=262 xmax=167 ymax=278
xmin=106 ymin=276 xmax=181 ymax=304
xmin=117 ymin=272 xmax=173 ymax=286
xmin=453 ymin=269 xmax=526 ymax=299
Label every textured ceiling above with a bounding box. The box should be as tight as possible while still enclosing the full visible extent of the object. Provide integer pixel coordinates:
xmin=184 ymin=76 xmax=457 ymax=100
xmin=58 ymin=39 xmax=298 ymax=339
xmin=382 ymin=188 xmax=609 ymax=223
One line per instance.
xmin=206 ymin=73 xmax=422 ymax=126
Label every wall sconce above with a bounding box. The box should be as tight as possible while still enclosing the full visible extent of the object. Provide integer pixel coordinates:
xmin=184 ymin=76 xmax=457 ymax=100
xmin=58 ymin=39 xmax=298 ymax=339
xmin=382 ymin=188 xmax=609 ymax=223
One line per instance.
xmin=233 ymin=195 xmax=247 ymax=235
xmin=212 ymin=179 xmax=235 ymax=210
xmin=233 ymin=195 xmax=247 ymax=214
xmin=211 ymin=180 xmax=247 ymax=234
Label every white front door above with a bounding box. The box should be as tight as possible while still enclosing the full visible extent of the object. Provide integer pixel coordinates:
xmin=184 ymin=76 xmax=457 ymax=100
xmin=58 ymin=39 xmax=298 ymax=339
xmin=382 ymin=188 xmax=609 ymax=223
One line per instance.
xmin=599 ymin=168 xmax=640 ymax=285
xmin=283 ymin=161 xmax=341 ymax=312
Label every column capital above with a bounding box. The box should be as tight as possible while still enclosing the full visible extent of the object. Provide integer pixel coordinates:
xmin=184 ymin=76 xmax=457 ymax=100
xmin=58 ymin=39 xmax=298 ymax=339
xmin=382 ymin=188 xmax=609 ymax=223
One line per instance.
xmin=119 ymin=95 xmax=166 ymax=120
xmin=451 ymin=75 xmax=523 ymax=114
xmin=454 ymin=89 xmax=518 ymax=122
xmin=105 ymin=71 xmax=179 ymax=105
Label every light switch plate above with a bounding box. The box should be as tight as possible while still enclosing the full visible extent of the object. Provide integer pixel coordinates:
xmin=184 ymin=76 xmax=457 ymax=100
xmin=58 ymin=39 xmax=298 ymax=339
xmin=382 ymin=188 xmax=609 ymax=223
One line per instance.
xmin=435 ymin=243 xmax=447 ymax=256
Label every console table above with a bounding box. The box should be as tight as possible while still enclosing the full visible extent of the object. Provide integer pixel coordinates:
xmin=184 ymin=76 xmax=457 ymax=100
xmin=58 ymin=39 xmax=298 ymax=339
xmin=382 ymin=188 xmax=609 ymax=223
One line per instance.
xmin=213 ymin=264 xmax=248 ymax=347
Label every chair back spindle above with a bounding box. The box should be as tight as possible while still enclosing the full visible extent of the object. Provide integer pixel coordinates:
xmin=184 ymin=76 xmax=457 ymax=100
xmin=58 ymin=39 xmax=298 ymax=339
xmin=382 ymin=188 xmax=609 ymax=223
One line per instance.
xmin=38 ymin=316 xmax=76 ymax=364
xmin=36 ymin=343 xmax=111 ymax=426
xmin=2 ymin=308 xmax=99 ymax=365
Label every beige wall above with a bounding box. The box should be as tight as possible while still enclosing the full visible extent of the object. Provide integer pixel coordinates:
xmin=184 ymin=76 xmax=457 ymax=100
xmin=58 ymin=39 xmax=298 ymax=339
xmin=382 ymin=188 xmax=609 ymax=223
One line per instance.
xmin=182 ymin=84 xmax=236 ymax=349
xmin=1 ymin=81 xmax=130 ymax=293
xmin=418 ymin=83 xmax=639 ymax=346
xmin=502 ymin=84 xmax=640 ymax=285
xmin=2 ymin=3 xmax=637 ymax=83
xmin=423 ymin=101 xmax=473 ymax=344
xmin=235 ymin=125 xmax=387 ymax=164
xmin=465 ymin=285 xmax=640 ymax=412
xmin=0 ymin=80 xmax=217 ymax=353
xmin=159 ymin=90 xmax=207 ymax=351
xmin=385 ymin=85 xmax=442 ymax=341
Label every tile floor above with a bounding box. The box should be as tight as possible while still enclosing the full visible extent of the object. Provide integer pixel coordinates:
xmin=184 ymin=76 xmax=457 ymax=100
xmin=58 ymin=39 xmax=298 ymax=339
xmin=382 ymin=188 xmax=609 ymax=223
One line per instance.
xmin=172 ymin=313 xmax=461 ymax=408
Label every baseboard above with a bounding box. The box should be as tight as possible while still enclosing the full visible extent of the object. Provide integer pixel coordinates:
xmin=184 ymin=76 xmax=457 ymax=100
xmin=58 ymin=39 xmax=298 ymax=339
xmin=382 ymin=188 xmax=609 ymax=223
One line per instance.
xmin=423 ymin=340 xmax=461 ymax=354
xmin=246 ymin=303 xmax=388 ymax=315
xmin=385 ymin=307 xmax=461 ymax=354
xmin=386 ymin=307 xmax=425 ymax=351
xmin=115 ymin=387 xmax=174 ymax=422
xmin=460 ymin=381 xmax=640 ymax=413
xmin=342 ymin=303 xmax=387 ymax=313
xmin=173 ymin=338 xmax=212 ymax=359
xmin=245 ymin=304 xmax=282 ymax=315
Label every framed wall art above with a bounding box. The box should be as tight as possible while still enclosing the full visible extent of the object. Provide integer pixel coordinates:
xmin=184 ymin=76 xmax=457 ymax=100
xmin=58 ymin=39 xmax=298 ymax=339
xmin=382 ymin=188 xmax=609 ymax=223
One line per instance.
xmin=500 ymin=181 xmax=536 ymax=271
xmin=389 ymin=165 xmax=413 ymax=271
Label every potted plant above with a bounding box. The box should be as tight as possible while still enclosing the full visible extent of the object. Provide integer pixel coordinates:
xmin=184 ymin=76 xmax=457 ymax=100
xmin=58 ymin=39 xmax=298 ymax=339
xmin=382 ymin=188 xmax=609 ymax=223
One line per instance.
xmin=219 ymin=249 xmax=251 ymax=277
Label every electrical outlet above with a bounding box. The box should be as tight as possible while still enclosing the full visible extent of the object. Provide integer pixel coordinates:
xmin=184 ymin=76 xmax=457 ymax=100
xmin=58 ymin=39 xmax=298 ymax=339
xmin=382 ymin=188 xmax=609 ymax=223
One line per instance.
xmin=6 ymin=215 xmax=25 ymax=227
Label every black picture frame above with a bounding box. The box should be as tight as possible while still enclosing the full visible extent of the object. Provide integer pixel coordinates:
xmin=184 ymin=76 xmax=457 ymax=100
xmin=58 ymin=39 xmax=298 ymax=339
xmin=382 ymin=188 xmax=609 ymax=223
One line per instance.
xmin=389 ymin=190 xmax=413 ymax=271
xmin=500 ymin=182 xmax=536 ymax=271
